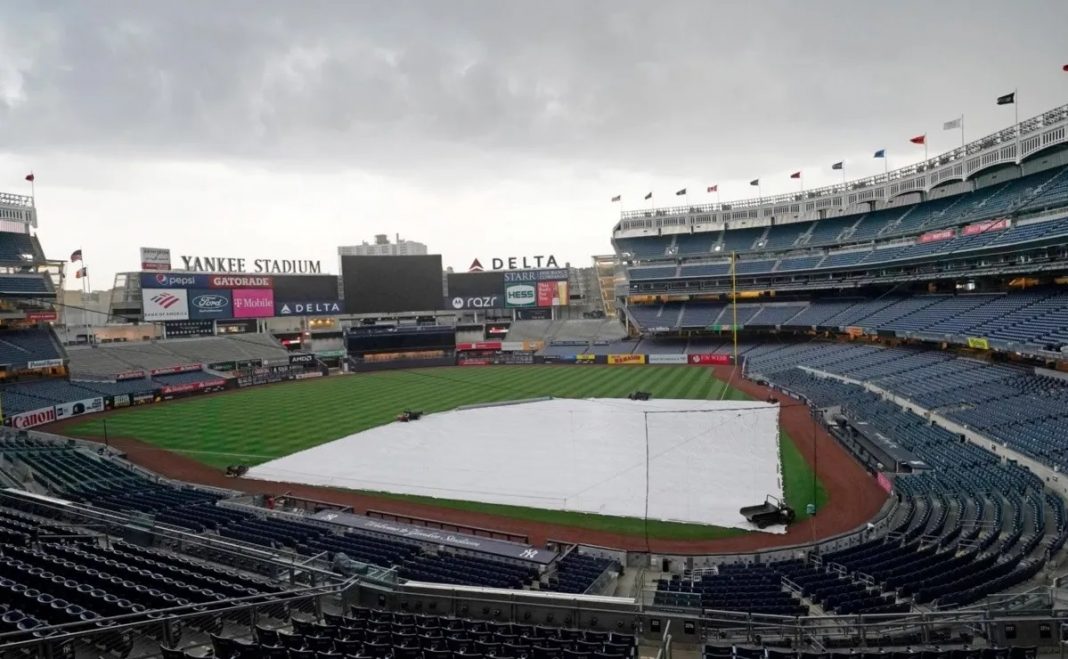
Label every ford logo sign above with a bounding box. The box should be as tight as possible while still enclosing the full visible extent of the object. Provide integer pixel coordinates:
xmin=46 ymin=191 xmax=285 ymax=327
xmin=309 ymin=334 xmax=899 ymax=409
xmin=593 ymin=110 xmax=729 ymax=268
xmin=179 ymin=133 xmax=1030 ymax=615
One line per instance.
xmin=192 ymin=294 xmax=228 ymax=309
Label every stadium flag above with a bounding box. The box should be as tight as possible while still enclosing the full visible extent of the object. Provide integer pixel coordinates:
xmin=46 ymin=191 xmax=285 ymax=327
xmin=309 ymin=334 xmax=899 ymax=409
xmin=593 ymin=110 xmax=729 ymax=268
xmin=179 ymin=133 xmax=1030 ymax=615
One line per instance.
xmin=944 ymin=116 xmax=964 ymax=147
xmin=998 ymin=90 xmax=1019 ymax=139
xmin=749 ymin=179 xmax=759 ymax=186
xmin=70 ymin=249 xmax=82 ymax=262
xmin=1063 ymin=64 xmax=1068 ymax=72
xmin=644 ymin=191 xmax=652 ymax=200
xmin=706 ymin=184 xmax=717 ymax=193
xmin=911 ymin=134 xmax=928 ymax=161
xmin=675 ymin=188 xmax=686 ymax=196
xmin=24 ymin=173 xmax=34 ymax=182
xmin=831 ymin=161 xmax=844 ymax=170
xmin=874 ymin=149 xmax=888 ymax=176
xmin=789 ymin=171 xmax=801 ymax=179
xmin=75 ymin=267 xmax=87 ymax=279
xmin=610 ymin=195 xmax=621 ymax=202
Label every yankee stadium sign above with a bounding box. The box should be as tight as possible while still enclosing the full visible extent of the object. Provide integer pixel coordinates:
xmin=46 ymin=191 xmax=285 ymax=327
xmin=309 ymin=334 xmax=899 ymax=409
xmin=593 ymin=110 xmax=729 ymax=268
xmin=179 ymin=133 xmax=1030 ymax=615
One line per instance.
xmin=180 ymin=255 xmax=322 ymax=274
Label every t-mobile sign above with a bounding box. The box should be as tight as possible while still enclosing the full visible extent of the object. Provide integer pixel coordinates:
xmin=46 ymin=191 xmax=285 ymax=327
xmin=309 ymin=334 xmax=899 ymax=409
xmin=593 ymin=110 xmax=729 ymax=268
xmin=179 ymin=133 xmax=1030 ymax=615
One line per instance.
xmin=232 ymin=288 xmax=275 ymax=318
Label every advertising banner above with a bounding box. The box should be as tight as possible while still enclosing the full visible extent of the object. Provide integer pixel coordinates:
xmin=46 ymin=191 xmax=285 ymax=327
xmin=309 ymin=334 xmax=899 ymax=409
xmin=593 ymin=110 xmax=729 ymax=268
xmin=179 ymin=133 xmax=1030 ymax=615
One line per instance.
xmin=163 ymin=319 xmax=214 ymax=338
xmin=876 ymin=472 xmax=893 ymax=494
xmin=140 ymin=272 xmax=208 ymax=289
xmin=160 ymin=379 xmax=226 ymax=395
xmin=208 ymin=274 xmax=273 ymax=289
xmin=500 ymin=341 xmax=525 ymax=352
xmin=967 ymin=337 xmax=990 ymax=350
xmin=216 ymin=319 xmax=257 ymax=334
xmin=516 ymin=307 xmax=552 ymax=320
xmin=275 ymin=300 xmax=343 ymax=316
xmin=648 ymin=354 xmax=689 ymax=365
xmin=25 ymin=310 xmax=58 ymax=322
xmin=918 ymin=228 xmax=956 ymax=244
xmin=963 ymin=218 xmax=1010 ymax=236
xmin=446 ymin=272 xmax=505 ymax=310
xmin=115 ymin=370 xmax=146 ymax=381
xmin=505 ymin=283 xmax=537 ymax=308
xmin=150 ymin=363 xmax=203 ymax=376
xmin=9 ymin=406 xmax=56 ymax=429
xmin=845 ymin=326 xmax=864 ymax=338
xmin=187 ymin=289 xmax=233 ymax=320
xmin=500 ymin=351 xmax=535 ymax=365
xmin=288 ymin=353 xmax=316 ymax=366
xmin=456 ymin=341 xmax=502 ymax=351
xmin=294 ymin=371 xmax=324 ymax=380
xmin=536 ymin=281 xmax=569 ymax=307
xmin=27 ymin=359 xmax=63 ymax=369
xmin=448 ymin=295 xmax=502 ymax=310
xmin=607 ymin=354 xmax=646 ymax=365
xmin=688 ymin=353 xmax=732 ymax=365
xmin=232 ymin=288 xmax=275 ymax=318
xmin=458 ymin=356 xmax=494 ymax=366
xmin=501 ymin=268 xmax=569 ymax=282
xmin=111 ymin=394 xmax=131 ymax=409
xmin=140 ymin=247 xmax=172 ymax=271
xmin=575 ymin=354 xmax=597 ymax=364
xmin=142 ymin=288 xmax=190 ymax=321
xmin=54 ymin=397 xmax=104 ymax=420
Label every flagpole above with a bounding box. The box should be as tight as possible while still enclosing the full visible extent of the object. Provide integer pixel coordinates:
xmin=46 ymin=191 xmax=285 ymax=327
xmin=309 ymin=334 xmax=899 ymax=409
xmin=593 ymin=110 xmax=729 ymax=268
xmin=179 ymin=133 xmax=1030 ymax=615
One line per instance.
xmin=924 ymin=138 xmax=928 ymax=163
xmin=730 ymin=251 xmax=738 ymax=365
xmin=960 ymin=115 xmax=965 ymax=149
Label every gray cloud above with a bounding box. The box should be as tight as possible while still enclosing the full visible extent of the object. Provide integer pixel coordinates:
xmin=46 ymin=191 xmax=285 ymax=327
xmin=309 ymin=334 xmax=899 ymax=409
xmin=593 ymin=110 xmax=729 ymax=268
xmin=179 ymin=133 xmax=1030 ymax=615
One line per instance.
xmin=4 ymin=0 xmax=1066 ymax=180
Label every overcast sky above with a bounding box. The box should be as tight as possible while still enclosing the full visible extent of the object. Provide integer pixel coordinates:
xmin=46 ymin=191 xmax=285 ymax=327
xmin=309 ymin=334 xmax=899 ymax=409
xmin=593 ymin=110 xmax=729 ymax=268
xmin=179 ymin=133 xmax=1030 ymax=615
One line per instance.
xmin=1 ymin=1 xmax=1066 ymax=288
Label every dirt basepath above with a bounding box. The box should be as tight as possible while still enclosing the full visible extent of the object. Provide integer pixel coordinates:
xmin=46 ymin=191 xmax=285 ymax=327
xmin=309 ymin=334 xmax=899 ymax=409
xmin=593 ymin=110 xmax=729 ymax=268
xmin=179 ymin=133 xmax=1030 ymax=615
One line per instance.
xmin=48 ymin=367 xmax=887 ymax=554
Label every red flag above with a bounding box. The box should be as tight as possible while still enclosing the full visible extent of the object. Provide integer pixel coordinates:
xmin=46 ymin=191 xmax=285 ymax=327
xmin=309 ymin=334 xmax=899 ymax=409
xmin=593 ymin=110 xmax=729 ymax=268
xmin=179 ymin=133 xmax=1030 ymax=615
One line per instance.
xmin=25 ymin=173 xmax=34 ymax=182
xmin=1063 ymin=64 xmax=1068 ymax=71
xmin=707 ymin=184 xmax=718 ymax=193
xmin=790 ymin=171 xmax=801 ymax=179
xmin=910 ymin=134 xmax=926 ymax=145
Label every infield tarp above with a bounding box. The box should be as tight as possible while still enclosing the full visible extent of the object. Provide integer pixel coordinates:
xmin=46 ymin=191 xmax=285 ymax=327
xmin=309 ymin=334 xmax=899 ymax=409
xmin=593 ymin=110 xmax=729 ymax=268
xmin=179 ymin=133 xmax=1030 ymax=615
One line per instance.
xmin=248 ymin=398 xmax=785 ymax=531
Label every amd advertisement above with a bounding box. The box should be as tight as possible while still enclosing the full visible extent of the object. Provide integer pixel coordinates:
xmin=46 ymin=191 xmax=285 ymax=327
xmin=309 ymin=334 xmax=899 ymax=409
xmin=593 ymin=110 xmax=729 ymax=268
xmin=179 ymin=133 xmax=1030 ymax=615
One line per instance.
xmin=446 ymin=269 xmax=570 ymax=310
xmin=341 ymin=255 xmax=444 ymax=313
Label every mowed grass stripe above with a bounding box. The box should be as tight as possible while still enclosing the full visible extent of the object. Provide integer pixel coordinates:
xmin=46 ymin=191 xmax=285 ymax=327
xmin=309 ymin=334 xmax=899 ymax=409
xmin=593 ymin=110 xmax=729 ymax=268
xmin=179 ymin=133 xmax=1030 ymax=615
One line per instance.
xmin=68 ymin=366 xmax=825 ymax=539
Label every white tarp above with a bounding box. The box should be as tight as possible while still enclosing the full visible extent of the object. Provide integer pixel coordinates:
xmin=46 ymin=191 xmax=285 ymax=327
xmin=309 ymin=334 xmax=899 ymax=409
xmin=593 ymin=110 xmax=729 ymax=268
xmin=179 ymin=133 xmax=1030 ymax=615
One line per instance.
xmin=248 ymin=398 xmax=785 ymax=531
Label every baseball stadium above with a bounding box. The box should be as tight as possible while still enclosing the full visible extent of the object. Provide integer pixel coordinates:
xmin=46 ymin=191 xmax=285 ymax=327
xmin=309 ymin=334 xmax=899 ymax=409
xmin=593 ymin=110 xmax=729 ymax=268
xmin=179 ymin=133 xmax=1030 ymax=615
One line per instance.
xmin=3 ymin=99 xmax=1068 ymax=659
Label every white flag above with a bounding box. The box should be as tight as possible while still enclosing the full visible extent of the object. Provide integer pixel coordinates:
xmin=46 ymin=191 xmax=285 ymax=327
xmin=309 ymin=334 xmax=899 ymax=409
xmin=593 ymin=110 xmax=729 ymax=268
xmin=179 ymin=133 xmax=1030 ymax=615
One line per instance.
xmin=943 ymin=117 xmax=962 ymax=130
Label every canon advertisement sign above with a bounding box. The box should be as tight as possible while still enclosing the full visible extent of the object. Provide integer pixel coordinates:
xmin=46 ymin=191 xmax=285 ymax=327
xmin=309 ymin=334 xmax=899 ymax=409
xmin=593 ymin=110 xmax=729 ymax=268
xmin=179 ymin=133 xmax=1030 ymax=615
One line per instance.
xmin=10 ymin=406 xmax=57 ymax=429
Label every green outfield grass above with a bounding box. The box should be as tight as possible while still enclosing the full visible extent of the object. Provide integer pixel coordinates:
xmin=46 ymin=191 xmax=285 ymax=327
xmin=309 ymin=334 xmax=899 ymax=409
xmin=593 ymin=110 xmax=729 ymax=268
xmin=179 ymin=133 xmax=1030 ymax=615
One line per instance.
xmin=68 ymin=365 xmax=827 ymax=539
